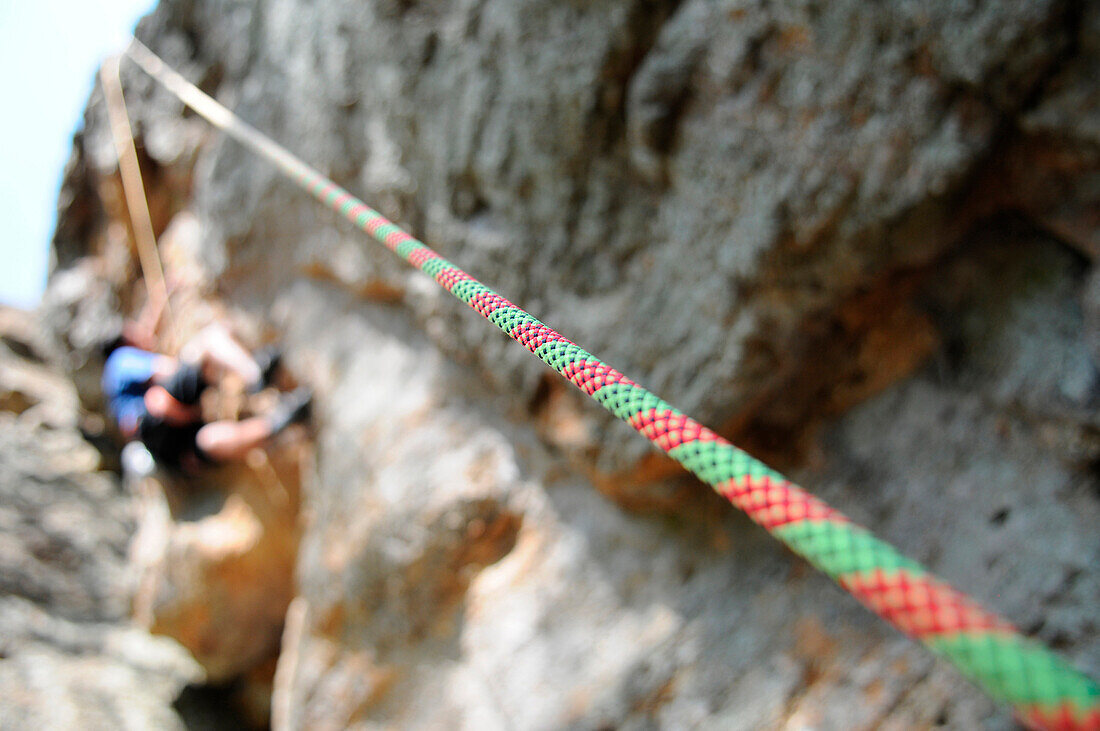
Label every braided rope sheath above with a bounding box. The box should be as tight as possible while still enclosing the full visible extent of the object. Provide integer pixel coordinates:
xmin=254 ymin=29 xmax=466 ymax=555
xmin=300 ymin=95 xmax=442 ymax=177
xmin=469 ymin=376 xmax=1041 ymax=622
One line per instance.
xmin=126 ymin=40 xmax=1099 ymax=730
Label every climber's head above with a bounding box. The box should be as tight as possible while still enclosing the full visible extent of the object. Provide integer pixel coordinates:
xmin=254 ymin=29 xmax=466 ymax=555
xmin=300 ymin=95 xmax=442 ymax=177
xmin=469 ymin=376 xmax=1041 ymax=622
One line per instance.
xmin=98 ymin=319 xmax=160 ymax=360
xmin=98 ymin=328 xmax=127 ymax=361
xmin=144 ymin=384 xmax=201 ymax=426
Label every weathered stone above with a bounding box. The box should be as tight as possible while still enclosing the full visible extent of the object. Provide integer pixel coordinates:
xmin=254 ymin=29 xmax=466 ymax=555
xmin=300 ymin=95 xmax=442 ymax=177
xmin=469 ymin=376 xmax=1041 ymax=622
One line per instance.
xmin=47 ymin=0 xmax=1100 ymax=727
xmin=0 ymin=309 xmax=203 ymax=729
xmin=1012 ymin=1 xmax=1100 ymax=259
xmin=0 ymin=308 xmax=81 ymax=429
xmin=115 ymin=0 xmax=1081 ymax=474
xmin=37 ymin=262 xmax=125 ymax=416
xmin=0 ymin=597 xmax=202 ymax=731
xmin=0 ymin=412 xmax=125 ymax=623
xmin=133 ymin=449 xmax=303 ymax=685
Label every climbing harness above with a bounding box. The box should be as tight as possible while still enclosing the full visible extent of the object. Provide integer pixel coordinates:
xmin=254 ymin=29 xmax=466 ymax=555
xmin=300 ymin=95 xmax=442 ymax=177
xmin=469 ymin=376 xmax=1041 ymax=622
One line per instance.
xmin=123 ymin=39 xmax=1099 ymax=730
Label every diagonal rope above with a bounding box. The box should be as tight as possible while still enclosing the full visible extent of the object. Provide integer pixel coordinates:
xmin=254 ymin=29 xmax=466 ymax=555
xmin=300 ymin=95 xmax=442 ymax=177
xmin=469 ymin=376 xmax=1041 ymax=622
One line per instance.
xmin=100 ymin=55 xmax=176 ymax=349
xmin=123 ymin=38 xmax=1099 ymax=730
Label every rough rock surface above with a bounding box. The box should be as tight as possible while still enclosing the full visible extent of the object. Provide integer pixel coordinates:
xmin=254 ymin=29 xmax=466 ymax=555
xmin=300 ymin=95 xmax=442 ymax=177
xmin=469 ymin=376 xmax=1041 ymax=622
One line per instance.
xmin=261 ymin=220 xmax=1100 ymax=730
xmin=0 ymin=307 xmax=202 ymax=730
xmin=50 ymin=0 xmax=1100 ymax=728
xmin=106 ymin=0 xmax=1091 ymax=470
xmin=134 ymin=450 xmax=304 ymax=687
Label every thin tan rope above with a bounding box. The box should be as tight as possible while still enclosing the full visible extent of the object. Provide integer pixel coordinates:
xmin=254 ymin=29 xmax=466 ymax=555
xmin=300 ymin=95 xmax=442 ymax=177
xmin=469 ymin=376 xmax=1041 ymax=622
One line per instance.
xmin=100 ymin=55 xmax=176 ymax=347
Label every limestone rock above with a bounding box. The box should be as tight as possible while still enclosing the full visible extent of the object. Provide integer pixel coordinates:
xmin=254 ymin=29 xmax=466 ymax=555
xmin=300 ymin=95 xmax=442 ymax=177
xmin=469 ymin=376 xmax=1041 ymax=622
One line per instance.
xmin=86 ymin=0 xmax=1080 ymax=469
xmin=49 ymin=0 xmax=1100 ymax=728
xmin=133 ymin=450 xmax=303 ymax=686
xmin=0 ymin=597 xmax=202 ymax=731
xmin=0 ymin=307 xmax=81 ymax=430
xmin=265 ymin=223 xmax=1099 ymax=729
xmin=37 ymin=262 xmax=125 ymax=416
xmin=1012 ymin=1 xmax=1100 ymax=259
xmin=0 ymin=308 xmax=202 ymax=729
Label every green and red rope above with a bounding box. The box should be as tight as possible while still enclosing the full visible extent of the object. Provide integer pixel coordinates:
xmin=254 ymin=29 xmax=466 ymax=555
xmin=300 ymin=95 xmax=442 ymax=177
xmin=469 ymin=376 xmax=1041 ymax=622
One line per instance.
xmin=126 ymin=39 xmax=1099 ymax=730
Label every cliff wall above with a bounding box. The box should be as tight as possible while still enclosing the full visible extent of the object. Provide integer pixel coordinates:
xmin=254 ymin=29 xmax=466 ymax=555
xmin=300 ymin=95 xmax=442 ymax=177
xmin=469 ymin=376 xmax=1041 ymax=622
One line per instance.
xmin=49 ymin=0 xmax=1100 ymax=727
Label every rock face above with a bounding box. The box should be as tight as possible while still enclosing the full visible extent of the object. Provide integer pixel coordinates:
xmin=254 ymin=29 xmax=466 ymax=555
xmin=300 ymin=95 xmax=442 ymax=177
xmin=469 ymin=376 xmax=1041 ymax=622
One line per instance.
xmin=0 ymin=306 xmax=203 ymax=730
xmin=51 ymin=0 xmax=1100 ymax=728
xmin=134 ymin=450 xmax=304 ymax=687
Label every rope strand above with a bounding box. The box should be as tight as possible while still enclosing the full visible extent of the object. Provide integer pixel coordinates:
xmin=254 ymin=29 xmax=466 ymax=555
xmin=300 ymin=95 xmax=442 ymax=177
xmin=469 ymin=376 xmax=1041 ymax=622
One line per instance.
xmin=100 ymin=55 xmax=177 ymax=348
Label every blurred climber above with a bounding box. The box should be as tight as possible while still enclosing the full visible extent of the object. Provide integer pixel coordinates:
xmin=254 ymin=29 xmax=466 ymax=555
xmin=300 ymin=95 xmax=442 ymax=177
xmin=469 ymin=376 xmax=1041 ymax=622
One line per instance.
xmin=101 ymin=321 xmax=311 ymax=472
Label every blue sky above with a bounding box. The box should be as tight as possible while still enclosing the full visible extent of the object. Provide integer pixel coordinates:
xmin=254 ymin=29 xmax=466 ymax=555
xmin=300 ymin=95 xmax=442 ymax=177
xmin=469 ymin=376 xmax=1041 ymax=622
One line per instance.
xmin=0 ymin=0 xmax=155 ymax=309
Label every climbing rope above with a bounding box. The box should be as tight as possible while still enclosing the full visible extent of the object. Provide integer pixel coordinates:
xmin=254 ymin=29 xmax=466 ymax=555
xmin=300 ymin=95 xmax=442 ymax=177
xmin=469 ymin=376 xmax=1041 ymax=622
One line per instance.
xmin=100 ymin=55 xmax=176 ymax=348
xmin=124 ymin=38 xmax=1099 ymax=730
